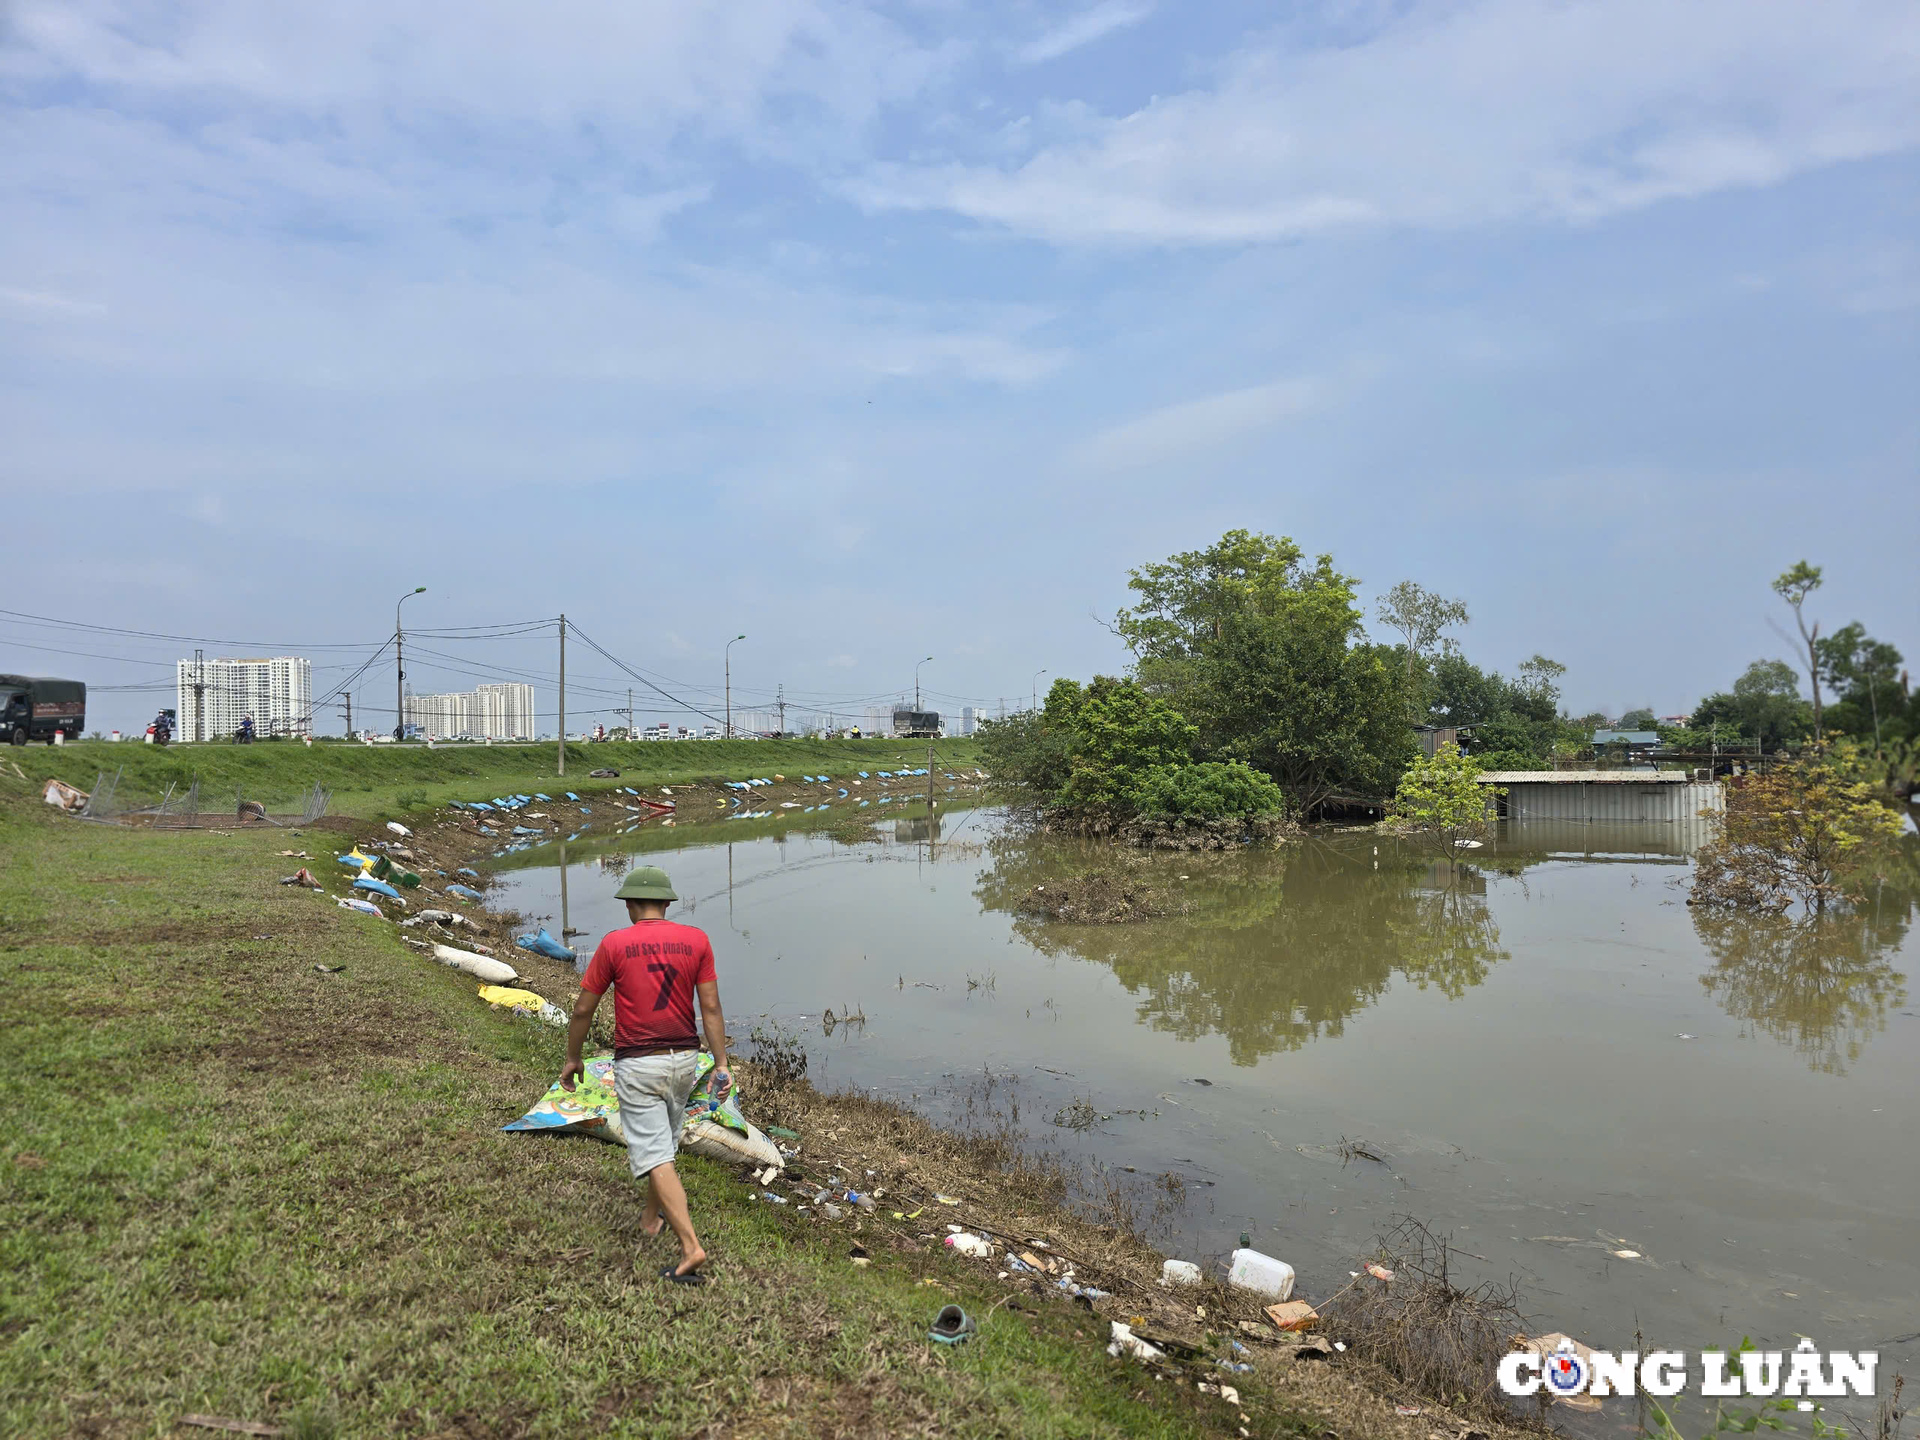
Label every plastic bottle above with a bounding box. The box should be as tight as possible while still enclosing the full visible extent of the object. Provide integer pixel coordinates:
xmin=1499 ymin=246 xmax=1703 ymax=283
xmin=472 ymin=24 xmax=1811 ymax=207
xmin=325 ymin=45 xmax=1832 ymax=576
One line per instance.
xmin=1226 ymin=1245 xmax=1295 ymax=1301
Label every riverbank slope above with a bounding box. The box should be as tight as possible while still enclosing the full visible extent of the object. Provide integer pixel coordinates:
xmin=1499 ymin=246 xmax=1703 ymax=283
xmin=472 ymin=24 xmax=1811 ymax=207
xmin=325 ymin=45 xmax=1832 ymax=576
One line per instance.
xmin=0 ymin=761 xmax=1531 ymax=1439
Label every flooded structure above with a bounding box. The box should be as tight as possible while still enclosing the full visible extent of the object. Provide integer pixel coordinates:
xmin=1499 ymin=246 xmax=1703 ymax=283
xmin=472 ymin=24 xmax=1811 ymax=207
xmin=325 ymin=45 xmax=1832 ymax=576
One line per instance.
xmin=1477 ymin=769 xmax=1723 ymax=822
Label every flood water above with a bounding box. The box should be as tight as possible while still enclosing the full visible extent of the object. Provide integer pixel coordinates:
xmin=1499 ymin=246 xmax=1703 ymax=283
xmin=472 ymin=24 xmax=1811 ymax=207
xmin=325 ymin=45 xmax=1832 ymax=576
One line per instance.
xmin=497 ymin=804 xmax=1920 ymax=1404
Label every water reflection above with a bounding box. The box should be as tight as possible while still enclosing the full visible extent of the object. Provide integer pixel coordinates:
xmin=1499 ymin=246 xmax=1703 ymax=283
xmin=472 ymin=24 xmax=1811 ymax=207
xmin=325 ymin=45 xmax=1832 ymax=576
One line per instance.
xmin=1693 ymin=881 xmax=1914 ymax=1075
xmin=973 ymin=837 xmax=1508 ymax=1065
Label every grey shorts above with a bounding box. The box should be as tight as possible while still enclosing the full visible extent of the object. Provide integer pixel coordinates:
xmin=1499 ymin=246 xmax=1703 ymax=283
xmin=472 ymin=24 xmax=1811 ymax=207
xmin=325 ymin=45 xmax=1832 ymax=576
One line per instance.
xmin=612 ymin=1051 xmax=699 ymax=1177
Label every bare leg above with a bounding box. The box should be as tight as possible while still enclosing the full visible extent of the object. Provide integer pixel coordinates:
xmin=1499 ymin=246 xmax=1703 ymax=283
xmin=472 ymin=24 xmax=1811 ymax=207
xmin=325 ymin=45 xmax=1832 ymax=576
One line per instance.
xmin=640 ymin=1185 xmax=664 ymax=1238
xmin=645 ymin=1162 xmax=706 ymax=1275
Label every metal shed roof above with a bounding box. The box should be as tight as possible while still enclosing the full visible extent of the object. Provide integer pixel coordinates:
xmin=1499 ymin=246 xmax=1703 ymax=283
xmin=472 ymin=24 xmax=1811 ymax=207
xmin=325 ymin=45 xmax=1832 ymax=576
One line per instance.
xmin=1475 ymin=770 xmax=1689 ymax=784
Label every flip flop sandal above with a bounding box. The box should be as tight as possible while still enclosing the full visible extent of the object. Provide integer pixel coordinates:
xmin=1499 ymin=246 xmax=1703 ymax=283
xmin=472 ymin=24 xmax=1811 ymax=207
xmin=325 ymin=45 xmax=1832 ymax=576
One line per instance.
xmin=660 ymin=1266 xmax=709 ymax=1286
xmin=928 ymin=1304 xmax=976 ymax=1345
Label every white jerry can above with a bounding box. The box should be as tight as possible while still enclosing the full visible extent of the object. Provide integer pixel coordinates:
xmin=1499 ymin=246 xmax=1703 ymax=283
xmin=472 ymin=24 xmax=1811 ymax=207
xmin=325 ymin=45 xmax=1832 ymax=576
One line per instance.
xmin=1226 ymin=1246 xmax=1296 ymax=1301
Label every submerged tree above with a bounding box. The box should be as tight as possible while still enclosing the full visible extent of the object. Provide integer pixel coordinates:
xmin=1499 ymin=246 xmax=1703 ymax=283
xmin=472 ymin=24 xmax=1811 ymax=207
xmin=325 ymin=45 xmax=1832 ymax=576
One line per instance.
xmin=1392 ymin=743 xmax=1503 ymax=853
xmin=1691 ymin=744 xmax=1904 ymax=914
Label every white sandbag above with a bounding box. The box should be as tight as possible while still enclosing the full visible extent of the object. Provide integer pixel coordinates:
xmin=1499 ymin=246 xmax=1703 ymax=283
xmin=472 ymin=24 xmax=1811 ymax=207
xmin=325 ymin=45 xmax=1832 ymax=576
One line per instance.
xmin=679 ymin=1116 xmax=783 ymax=1170
xmin=433 ymin=942 xmax=519 ymax=984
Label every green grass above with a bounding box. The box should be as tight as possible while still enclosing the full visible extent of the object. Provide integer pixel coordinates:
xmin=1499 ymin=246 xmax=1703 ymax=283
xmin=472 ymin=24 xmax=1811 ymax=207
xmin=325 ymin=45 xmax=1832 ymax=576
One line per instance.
xmin=0 ymin=770 xmax=1309 ymax=1439
xmin=19 ymin=735 xmax=983 ymax=817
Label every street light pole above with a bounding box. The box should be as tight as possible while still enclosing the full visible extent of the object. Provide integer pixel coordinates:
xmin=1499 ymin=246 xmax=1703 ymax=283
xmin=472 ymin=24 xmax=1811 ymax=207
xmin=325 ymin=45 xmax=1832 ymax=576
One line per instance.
xmin=915 ymin=655 xmax=933 ymax=711
xmin=394 ymin=587 xmax=426 ymax=740
xmin=725 ymin=634 xmax=746 ymax=739
xmin=1031 ymin=668 xmax=1047 ymax=710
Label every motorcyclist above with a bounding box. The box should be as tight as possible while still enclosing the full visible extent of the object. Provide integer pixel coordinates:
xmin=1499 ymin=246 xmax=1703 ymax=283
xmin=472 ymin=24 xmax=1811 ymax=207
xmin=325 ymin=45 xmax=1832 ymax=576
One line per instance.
xmin=237 ymin=715 xmax=255 ymax=744
xmin=151 ymin=712 xmax=173 ymax=745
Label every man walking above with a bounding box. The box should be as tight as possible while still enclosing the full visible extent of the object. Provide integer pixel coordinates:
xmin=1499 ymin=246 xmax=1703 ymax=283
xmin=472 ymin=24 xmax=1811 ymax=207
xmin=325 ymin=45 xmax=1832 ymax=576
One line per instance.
xmin=560 ymin=865 xmax=729 ymax=1284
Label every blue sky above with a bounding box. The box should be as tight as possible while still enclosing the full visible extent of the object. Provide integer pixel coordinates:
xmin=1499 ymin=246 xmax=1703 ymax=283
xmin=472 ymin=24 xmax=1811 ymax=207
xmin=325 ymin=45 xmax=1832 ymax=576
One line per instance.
xmin=4 ymin=0 xmax=1917 ymax=735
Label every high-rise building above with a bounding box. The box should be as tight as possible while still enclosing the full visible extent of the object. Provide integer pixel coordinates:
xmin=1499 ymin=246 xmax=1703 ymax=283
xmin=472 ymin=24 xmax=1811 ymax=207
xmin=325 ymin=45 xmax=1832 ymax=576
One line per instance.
xmin=405 ymin=682 xmax=535 ymax=740
xmin=176 ymin=656 xmax=312 ymax=741
xmin=961 ymin=706 xmax=976 ymax=736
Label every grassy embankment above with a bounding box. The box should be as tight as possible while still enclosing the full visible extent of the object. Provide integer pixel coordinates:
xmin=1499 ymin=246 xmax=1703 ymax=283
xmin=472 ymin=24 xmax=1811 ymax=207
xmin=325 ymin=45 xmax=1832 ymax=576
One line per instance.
xmin=0 ymin=752 xmax=1327 ymax=1439
xmin=27 ymin=735 xmax=984 ymax=817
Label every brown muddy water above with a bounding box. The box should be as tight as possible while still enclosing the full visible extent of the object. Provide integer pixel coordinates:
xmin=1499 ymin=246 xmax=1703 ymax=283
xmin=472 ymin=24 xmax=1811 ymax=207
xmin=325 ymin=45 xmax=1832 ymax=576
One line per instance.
xmin=498 ymin=806 xmax=1920 ymax=1409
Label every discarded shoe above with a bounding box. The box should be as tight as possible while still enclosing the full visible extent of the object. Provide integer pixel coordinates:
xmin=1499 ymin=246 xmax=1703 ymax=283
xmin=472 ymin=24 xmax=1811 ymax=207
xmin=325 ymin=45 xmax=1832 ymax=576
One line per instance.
xmin=660 ymin=1266 xmax=709 ymax=1286
xmin=928 ymin=1305 xmax=976 ymax=1346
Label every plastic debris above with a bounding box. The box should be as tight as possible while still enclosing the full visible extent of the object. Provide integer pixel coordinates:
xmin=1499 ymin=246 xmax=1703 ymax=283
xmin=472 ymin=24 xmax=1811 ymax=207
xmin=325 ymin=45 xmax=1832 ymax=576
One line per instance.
xmin=477 ymin=984 xmax=568 ymax=1027
xmin=386 ymin=821 xmax=411 ymax=836
xmin=929 ymin=1304 xmax=976 ymax=1346
xmin=432 ymin=943 xmax=518 ymax=984
xmin=944 ymin=1232 xmax=992 ymax=1258
xmin=1161 ymin=1259 xmax=1203 ymax=1287
xmin=353 ymin=876 xmax=402 ymax=901
xmin=446 ymin=884 xmax=485 ymax=902
xmin=1226 ymin=1245 xmax=1295 ymax=1301
xmin=1365 ymin=1262 xmax=1395 ymax=1282
xmin=514 ymin=928 xmax=577 ymax=962
xmin=42 ymin=779 xmax=89 ymax=812
xmin=279 ymin=868 xmax=321 ymax=889
xmin=1107 ymin=1322 xmax=1166 ymax=1363
xmin=336 ymin=897 xmax=384 ymax=917
xmin=1264 ymin=1300 xmax=1319 ymax=1332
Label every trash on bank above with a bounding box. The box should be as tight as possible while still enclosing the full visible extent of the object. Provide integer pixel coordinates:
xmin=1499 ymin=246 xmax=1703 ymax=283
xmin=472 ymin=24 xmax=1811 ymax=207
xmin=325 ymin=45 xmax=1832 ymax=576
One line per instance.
xmin=1515 ymin=1333 xmax=1604 ymax=1411
xmin=1226 ymin=1244 xmax=1295 ymax=1301
xmin=1364 ymin=1261 xmax=1395 ymax=1282
xmin=1161 ymin=1259 xmax=1203 ymax=1287
xmin=1107 ymin=1321 xmax=1166 ymax=1363
xmin=433 ymin=942 xmax=518 ymax=984
xmin=42 ymin=779 xmax=88 ymax=812
xmin=446 ymin=884 xmax=485 ymax=902
xmin=336 ymin=897 xmax=384 ymax=917
xmin=477 ymin=984 xmax=568 ymax=1027
xmin=401 ymin=908 xmax=473 ymax=929
xmin=944 ymin=1232 xmax=992 ymax=1258
xmin=929 ymin=1304 xmax=976 ymax=1346
xmin=353 ymin=876 xmax=402 ymax=901
xmin=386 ymin=821 xmax=411 ymax=836
xmin=279 ymin=868 xmax=322 ymax=889
xmin=514 ymin=927 xmax=577 ymax=962
xmin=1264 ymin=1300 xmax=1319 ymax=1332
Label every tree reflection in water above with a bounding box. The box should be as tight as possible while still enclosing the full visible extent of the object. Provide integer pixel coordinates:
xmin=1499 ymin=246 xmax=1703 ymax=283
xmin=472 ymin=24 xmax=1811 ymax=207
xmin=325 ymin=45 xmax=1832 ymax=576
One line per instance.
xmin=1694 ymin=877 xmax=1913 ymax=1075
xmin=973 ymin=837 xmax=1508 ymax=1066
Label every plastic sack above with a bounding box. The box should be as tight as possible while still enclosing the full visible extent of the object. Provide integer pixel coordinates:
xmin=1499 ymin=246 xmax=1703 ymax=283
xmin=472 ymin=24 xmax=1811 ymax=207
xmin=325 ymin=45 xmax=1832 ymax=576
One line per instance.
xmin=514 ymin=928 xmax=576 ymax=962
xmin=477 ymin=984 xmax=568 ymax=1028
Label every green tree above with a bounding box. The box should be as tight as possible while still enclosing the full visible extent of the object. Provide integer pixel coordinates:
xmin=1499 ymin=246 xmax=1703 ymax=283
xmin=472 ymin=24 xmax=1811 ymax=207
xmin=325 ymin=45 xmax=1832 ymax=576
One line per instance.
xmin=1815 ymin=622 xmax=1903 ymax=751
xmin=1392 ymin=743 xmax=1503 ymax=851
xmin=1693 ymin=659 xmax=1812 ymax=751
xmin=1133 ymin=760 xmax=1285 ymax=821
xmin=1617 ymin=708 xmax=1657 ymax=730
xmin=1117 ymin=531 xmax=1410 ymax=809
xmin=1771 ymin=560 xmax=1826 ymax=739
xmin=1054 ymin=677 xmax=1196 ymax=816
xmin=1374 ymin=580 xmax=1470 ymax=719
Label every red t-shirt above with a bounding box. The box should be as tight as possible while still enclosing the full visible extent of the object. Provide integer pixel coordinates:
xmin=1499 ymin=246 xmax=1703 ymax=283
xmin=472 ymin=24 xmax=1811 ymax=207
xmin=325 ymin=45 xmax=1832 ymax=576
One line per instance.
xmin=580 ymin=919 xmax=717 ymax=1057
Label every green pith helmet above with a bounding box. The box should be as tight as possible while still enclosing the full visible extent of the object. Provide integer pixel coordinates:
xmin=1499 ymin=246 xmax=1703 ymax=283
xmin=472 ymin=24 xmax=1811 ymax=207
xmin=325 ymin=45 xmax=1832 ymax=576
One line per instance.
xmin=615 ymin=866 xmax=678 ymax=902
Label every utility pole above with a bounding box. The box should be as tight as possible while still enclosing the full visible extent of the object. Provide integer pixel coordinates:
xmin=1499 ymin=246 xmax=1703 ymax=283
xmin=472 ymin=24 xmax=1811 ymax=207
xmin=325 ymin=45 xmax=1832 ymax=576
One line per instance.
xmin=775 ymin=683 xmax=787 ymax=738
xmin=339 ymin=694 xmax=352 ymax=739
xmin=395 ymin=586 xmax=425 ymax=741
xmin=915 ymin=655 xmax=933 ymax=712
xmin=189 ymin=648 xmax=207 ymax=743
xmin=557 ymin=613 xmax=567 ymax=776
xmin=1031 ymin=669 xmax=1047 ymax=710
xmin=725 ymin=634 xmax=746 ymax=738
xmin=626 ymin=687 xmax=633 ymax=742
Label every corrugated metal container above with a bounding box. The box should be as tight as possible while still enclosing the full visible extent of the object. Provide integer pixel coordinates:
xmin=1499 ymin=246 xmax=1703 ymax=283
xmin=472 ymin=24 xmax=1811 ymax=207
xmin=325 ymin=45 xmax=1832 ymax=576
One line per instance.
xmin=1476 ymin=771 xmax=1724 ymax=823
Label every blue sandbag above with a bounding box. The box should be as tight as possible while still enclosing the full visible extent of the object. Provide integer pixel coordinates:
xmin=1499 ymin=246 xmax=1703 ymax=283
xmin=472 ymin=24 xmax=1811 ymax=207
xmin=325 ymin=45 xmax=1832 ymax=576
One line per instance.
xmin=565 ymin=792 xmax=579 ymax=801
xmin=354 ymin=876 xmax=401 ymax=900
xmin=458 ymin=867 xmax=479 ymax=878
xmin=837 ymin=788 xmax=848 ymax=797
xmin=515 ymin=928 xmax=577 ymax=961
xmin=447 ymin=883 xmax=485 ymax=901
xmin=513 ymin=825 xmax=543 ymax=835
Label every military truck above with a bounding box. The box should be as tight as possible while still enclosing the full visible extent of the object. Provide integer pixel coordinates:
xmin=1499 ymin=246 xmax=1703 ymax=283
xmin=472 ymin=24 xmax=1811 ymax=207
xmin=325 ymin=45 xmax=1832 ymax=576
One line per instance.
xmin=0 ymin=675 xmax=87 ymax=745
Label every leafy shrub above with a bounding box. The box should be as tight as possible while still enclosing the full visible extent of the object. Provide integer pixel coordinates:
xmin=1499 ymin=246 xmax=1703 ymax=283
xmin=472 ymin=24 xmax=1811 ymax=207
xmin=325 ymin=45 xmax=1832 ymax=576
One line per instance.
xmin=1131 ymin=760 xmax=1285 ymax=821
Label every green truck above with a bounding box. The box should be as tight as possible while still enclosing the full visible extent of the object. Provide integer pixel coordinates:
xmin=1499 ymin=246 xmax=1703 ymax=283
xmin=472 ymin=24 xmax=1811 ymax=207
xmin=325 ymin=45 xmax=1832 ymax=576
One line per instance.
xmin=0 ymin=675 xmax=87 ymax=746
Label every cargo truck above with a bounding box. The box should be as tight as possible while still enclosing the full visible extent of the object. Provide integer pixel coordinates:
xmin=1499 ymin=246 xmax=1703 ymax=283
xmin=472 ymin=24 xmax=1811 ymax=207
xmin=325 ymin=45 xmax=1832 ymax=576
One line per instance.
xmin=0 ymin=675 xmax=87 ymax=745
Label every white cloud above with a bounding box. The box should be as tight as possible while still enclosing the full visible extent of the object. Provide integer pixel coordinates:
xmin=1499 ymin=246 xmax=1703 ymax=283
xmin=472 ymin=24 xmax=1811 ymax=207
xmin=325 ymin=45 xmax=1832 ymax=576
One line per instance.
xmin=855 ymin=0 xmax=1920 ymax=244
xmin=1014 ymin=2 xmax=1153 ymax=65
xmin=1069 ymin=376 xmax=1327 ymax=470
